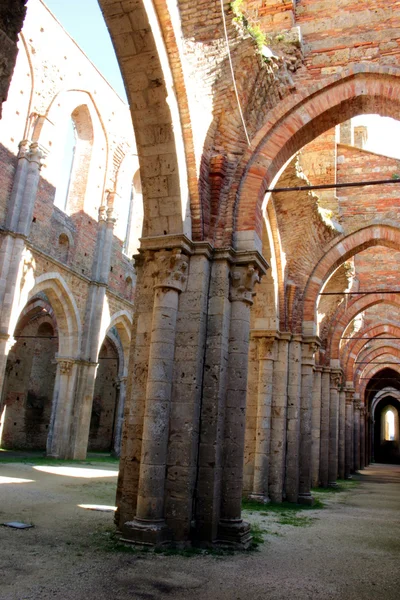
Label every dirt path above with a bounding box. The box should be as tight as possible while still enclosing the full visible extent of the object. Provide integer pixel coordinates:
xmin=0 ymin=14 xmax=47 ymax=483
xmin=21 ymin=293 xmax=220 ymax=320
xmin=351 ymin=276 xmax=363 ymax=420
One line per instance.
xmin=0 ymin=460 xmax=399 ymax=600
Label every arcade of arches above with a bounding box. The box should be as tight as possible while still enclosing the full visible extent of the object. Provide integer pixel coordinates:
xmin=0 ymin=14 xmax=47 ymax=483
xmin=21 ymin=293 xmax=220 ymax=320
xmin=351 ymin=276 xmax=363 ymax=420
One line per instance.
xmin=1 ymin=0 xmax=400 ymax=549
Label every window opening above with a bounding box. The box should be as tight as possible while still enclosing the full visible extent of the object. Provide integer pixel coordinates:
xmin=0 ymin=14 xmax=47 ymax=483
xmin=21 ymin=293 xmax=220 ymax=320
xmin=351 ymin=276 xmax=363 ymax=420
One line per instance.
xmin=54 ymin=117 xmax=77 ymax=211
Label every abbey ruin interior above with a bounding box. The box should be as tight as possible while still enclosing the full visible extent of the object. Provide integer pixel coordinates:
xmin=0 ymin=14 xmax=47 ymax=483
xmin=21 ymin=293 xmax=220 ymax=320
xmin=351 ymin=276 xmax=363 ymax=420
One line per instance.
xmin=1 ymin=0 xmax=400 ymax=575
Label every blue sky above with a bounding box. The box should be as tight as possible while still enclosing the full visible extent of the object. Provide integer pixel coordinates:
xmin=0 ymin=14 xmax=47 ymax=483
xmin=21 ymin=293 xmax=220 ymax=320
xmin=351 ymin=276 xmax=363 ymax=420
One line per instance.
xmin=43 ymin=0 xmax=127 ymax=101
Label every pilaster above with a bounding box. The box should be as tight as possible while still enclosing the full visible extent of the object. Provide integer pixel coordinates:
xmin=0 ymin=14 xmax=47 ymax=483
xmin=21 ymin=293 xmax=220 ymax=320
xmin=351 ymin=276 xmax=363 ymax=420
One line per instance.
xmin=311 ymin=365 xmax=323 ymax=487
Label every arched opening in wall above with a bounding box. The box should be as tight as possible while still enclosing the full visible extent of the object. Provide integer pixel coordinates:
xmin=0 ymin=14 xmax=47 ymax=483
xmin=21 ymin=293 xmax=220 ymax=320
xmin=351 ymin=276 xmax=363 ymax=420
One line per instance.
xmin=0 ymin=297 xmax=58 ymax=450
xmin=53 ymin=104 xmax=93 ymax=215
xmin=373 ymin=399 xmax=400 ymax=464
xmin=366 ymin=369 xmax=400 ymax=465
xmin=56 ymin=233 xmax=70 ymax=263
xmin=88 ymin=335 xmax=119 ymax=453
xmin=114 ymin=160 xmax=143 ymax=257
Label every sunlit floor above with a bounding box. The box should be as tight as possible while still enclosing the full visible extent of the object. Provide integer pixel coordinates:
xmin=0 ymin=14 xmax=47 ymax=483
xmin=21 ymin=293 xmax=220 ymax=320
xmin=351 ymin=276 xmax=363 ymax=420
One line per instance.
xmin=0 ymin=458 xmax=399 ymax=600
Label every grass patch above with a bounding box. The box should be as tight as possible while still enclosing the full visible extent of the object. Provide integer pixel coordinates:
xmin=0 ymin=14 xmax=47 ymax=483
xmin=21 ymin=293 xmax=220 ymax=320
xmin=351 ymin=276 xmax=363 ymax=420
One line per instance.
xmin=276 ymin=514 xmax=314 ymax=527
xmin=242 ymin=498 xmax=324 ymax=513
xmin=312 ymin=479 xmax=359 ymax=495
xmin=0 ymin=449 xmax=119 ymax=466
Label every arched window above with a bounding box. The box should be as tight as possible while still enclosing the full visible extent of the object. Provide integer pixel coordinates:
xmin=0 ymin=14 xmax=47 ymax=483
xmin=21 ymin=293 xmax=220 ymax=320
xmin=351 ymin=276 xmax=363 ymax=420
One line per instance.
xmin=53 ymin=105 xmax=93 ymax=215
xmin=384 ymin=409 xmax=395 ymax=441
xmin=54 ymin=117 xmax=76 ymax=211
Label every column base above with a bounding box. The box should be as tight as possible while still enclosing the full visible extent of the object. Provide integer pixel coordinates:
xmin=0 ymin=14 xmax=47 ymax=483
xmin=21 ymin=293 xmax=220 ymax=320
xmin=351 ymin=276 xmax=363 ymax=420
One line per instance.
xmin=121 ymin=518 xmax=171 ymax=547
xmin=248 ymin=493 xmax=270 ymax=504
xmin=216 ymin=519 xmax=252 ymax=549
xmin=297 ymin=493 xmax=314 ymax=506
xmin=328 ymin=481 xmax=338 ymax=488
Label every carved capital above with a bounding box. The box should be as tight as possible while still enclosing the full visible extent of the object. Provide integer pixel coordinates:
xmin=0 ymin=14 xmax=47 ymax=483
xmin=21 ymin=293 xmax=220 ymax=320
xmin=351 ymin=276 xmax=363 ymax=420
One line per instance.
xmin=345 ymin=388 xmax=355 ymax=404
xmin=29 ymin=142 xmax=44 ymax=166
xmin=57 ymin=358 xmax=74 ymax=375
xmin=98 ymin=206 xmax=107 ymax=222
xmin=302 ymin=335 xmax=320 ymax=358
xmin=257 ymin=336 xmax=276 ymax=361
xmin=18 ymin=139 xmax=30 ymax=159
xmin=106 ymin=206 xmax=116 ymax=225
xmin=330 ymin=370 xmax=342 ymax=389
xmin=229 ymin=264 xmax=260 ymax=304
xmin=153 ymin=249 xmax=189 ymax=293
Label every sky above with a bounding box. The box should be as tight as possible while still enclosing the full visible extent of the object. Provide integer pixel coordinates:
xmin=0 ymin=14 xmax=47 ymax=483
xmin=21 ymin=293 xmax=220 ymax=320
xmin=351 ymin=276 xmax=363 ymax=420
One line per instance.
xmin=42 ymin=1 xmax=400 ymax=160
xmin=43 ymin=0 xmax=127 ymax=101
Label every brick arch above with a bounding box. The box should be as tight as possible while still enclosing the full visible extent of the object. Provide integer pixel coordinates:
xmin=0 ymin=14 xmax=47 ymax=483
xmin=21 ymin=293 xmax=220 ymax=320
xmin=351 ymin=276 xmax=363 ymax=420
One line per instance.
xmin=371 ymin=388 xmax=400 ymax=417
xmin=101 ymin=310 xmax=132 ymax=377
xmin=17 ymin=272 xmax=82 ymax=358
xmin=99 ymin=0 xmax=191 ymax=239
xmin=343 ymin=324 xmax=400 ymax=382
xmin=328 ymin=293 xmax=400 ymax=361
xmin=230 ymin=67 xmax=400 ymax=248
xmin=302 ymin=225 xmax=400 ymax=333
xmin=352 ymin=346 xmax=400 ymax=389
xmin=358 ymin=363 xmax=400 ymax=399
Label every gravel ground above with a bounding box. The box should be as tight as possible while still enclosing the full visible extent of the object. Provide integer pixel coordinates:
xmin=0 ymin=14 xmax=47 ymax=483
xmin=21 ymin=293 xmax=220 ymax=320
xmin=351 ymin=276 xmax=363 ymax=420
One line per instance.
xmin=0 ymin=460 xmax=399 ymax=600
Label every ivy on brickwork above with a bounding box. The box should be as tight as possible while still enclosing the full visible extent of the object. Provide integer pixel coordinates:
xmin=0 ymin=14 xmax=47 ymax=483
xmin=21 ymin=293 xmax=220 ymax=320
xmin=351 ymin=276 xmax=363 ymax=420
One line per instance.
xmin=230 ymin=0 xmax=303 ymax=72
xmin=230 ymin=0 xmax=268 ymax=55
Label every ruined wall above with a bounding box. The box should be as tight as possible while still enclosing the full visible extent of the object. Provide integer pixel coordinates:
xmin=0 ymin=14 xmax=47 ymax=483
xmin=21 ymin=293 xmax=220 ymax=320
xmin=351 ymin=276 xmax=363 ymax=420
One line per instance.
xmin=0 ymin=0 xmax=137 ymax=453
xmin=0 ymin=0 xmax=27 ymax=118
xmin=89 ymin=337 xmax=119 ymax=452
xmin=2 ymin=314 xmax=57 ymax=449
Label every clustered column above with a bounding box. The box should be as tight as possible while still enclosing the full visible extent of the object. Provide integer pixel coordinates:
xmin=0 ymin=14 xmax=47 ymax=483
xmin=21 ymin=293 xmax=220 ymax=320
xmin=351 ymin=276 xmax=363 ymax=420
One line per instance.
xmin=319 ymin=367 xmax=331 ymax=487
xmin=353 ymin=396 xmax=361 ymax=472
xmin=218 ymin=263 xmax=260 ymax=548
xmin=344 ymin=388 xmax=354 ymax=479
xmin=311 ymin=366 xmax=323 ymax=487
xmin=298 ymin=337 xmax=320 ymax=504
xmin=250 ymin=334 xmax=276 ymax=502
xmin=123 ymin=249 xmax=188 ymax=545
xmin=338 ymin=388 xmax=346 ymax=480
xmin=328 ymin=369 xmax=341 ymax=487
xmin=269 ymin=332 xmax=291 ymax=502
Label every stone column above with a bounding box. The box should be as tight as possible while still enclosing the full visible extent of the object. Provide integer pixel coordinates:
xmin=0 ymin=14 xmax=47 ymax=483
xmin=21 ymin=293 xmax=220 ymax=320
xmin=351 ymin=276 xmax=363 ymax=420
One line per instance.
xmin=285 ymin=334 xmax=302 ymax=503
xmin=311 ymin=366 xmax=322 ymax=487
xmin=319 ymin=367 xmax=331 ymax=487
xmin=353 ymin=397 xmax=361 ymax=471
xmin=112 ymin=375 xmax=127 ymax=456
xmin=338 ymin=389 xmax=346 ymax=480
xmin=344 ymin=388 xmax=354 ymax=479
xmin=360 ymin=406 xmax=366 ymax=470
xmin=218 ymin=263 xmax=260 ymax=548
xmin=269 ymin=332 xmax=291 ymax=503
xmin=47 ymin=358 xmax=78 ymax=457
xmin=250 ymin=333 xmax=276 ymax=502
xmin=298 ymin=337 xmax=319 ymax=504
xmin=0 ymin=142 xmax=43 ymax=397
xmin=122 ymin=249 xmax=188 ymax=545
xmin=328 ymin=369 xmax=341 ymax=487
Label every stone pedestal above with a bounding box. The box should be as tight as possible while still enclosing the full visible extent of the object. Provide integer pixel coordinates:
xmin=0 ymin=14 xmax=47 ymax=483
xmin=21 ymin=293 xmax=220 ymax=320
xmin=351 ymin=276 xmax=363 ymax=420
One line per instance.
xmin=298 ymin=337 xmax=319 ymax=504
xmin=328 ymin=369 xmax=341 ymax=487
xmin=123 ymin=249 xmax=188 ymax=546
xmin=319 ymin=367 xmax=331 ymax=487
xmin=311 ymin=366 xmax=322 ymax=487
xmin=269 ymin=333 xmax=291 ymax=503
